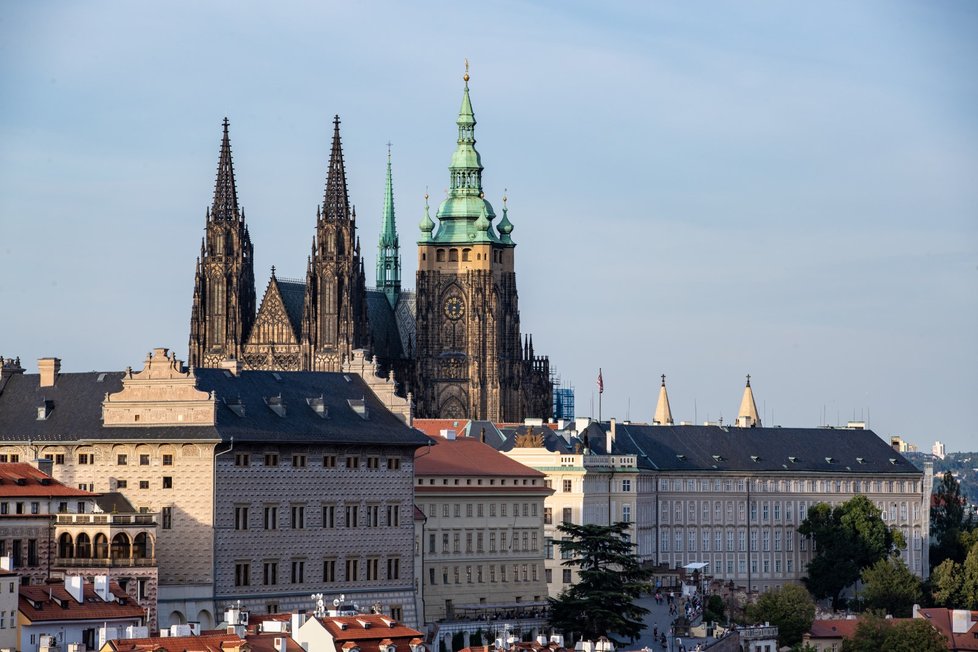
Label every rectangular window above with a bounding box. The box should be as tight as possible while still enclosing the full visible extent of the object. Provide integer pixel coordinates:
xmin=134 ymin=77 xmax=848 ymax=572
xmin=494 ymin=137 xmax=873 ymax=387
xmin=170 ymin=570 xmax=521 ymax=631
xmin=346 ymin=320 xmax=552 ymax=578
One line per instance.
xmin=562 ymin=507 xmax=572 ymax=524
xmin=453 ymin=532 xmax=461 ymax=553
xmin=235 ymin=506 xmax=249 ymax=530
xmin=162 ymin=476 xmax=173 ymax=489
xmin=501 ymin=503 xmax=507 ymax=517
xmin=322 ymin=505 xmax=335 ymax=528
xmin=115 ymin=480 xmax=127 ymax=489
xmin=323 ymin=455 xmax=336 ymax=468
xmin=27 ymin=540 xmax=38 ymax=566
xmin=490 ymin=503 xmax=497 ymax=517
xmin=264 ymin=453 xmax=279 ymax=467
xmin=78 ymin=453 xmax=92 ymax=465
xmin=562 ymin=479 xmax=572 ymax=492
xmin=263 ymin=561 xmax=278 ymax=585
xmin=366 ymin=557 xmax=379 ymax=581
xmin=387 ymin=457 xmax=401 ymax=470
xmin=345 ymin=505 xmax=359 ymax=528
xmin=140 ymin=454 xmax=150 ymax=465
xmin=366 ymin=457 xmax=380 ymax=469
xmin=387 ymin=504 xmax=400 ymax=527
xmin=490 ymin=532 xmax=497 ymax=552
xmin=323 ymin=559 xmax=336 ymax=582
xmin=235 ymin=452 xmax=250 ymax=467
xmin=466 ymin=504 xmax=473 ymax=517
xmin=139 ymin=480 xmax=149 ymax=489
xmin=346 ymin=456 xmax=359 ymax=469
xmin=562 ymin=569 xmax=572 ymax=583
xmin=264 ymin=506 xmax=278 ymax=530
xmin=161 ymin=506 xmax=172 ymax=529
xmin=366 ymin=505 xmax=380 ymax=527
xmin=544 ymin=507 xmax=552 ymax=524
xmin=162 ymin=454 xmax=173 ymax=466
xmin=621 ymin=479 xmax=632 ymax=492
xmin=117 ymin=454 xmax=128 ymax=465
xmin=291 ymin=560 xmax=305 ymax=583
xmin=387 ymin=557 xmax=400 ymax=580
xmin=292 ymin=454 xmax=306 ymax=468
xmin=291 ymin=505 xmax=305 ymax=529
xmin=345 ymin=558 xmax=359 ymax=581
xmin=235 ymin=562 xmax=250 ymax=586
xmin=622 ymin=505 xmax=631 ymax=523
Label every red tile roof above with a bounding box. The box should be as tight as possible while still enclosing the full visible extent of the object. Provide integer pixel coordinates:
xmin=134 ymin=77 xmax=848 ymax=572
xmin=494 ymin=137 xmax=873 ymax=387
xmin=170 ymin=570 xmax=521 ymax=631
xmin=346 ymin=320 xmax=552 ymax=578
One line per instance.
xmin=414 ymin=435 xmax=545 ymax=479
xmin=20 ymin=581 xmax=145 ymax=623
xmin=917 ymin=608 xmax=978 ymax=651
xmin=315 ymin=614 xmax=423 ymax=652
xmin=412 ymin=420 xmax=470 ymax=437
xmin=106 ymin=634 xmax=246 ymax=652
xmin=808 ymin=619 xmax=860 ymax=640
xmin=0 ymin=463 xmax=94 ymax=497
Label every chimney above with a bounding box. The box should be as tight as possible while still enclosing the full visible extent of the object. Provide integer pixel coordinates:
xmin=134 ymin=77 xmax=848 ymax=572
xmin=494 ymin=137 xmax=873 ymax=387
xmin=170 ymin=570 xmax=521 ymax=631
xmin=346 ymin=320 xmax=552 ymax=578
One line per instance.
xmin=606 ymin=419 xmax=616 ymax=453
xmin=94 ymin=575 xmax=110 ymax=602
xmin=952 ymin=609 xmax=973 ymax=635
xmin=0 ymin=356 xmax=25 ymax=381
xmin=38 ymin=358 xmax=61 ymax=387
xmin=220 ymin=358 xmax=243 ymax=377
xmin=65 ymin=575 xmax=85 ymax=603
xmin=30 ymin=457 xmax=54 ymax=477
xmin=440 ymin=429 xmax=456 ymax=441
xmin=274 ymin=638 xmax=286 ymax=652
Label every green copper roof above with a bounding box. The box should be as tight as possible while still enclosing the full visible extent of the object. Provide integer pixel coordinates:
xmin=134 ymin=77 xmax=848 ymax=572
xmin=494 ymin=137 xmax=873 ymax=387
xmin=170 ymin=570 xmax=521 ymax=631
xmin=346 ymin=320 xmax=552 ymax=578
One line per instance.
xmin=421 ymin=70 xmax=511 ymax=246
xmin=380 ymin=148 xmax=397 ymax=246
xmin=376 ymin=147 xmax=400 ymax=306
xmin=497 ymin=195 xmax=514 ymax=244
xmin=419 ymin=194 xmax=435 ymax=241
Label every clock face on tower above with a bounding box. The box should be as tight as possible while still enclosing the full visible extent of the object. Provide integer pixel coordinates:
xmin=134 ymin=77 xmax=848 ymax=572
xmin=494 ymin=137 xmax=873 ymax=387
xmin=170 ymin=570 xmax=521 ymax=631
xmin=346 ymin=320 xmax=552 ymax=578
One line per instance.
xmin=444 ymin=295 xmax=465 ymax=321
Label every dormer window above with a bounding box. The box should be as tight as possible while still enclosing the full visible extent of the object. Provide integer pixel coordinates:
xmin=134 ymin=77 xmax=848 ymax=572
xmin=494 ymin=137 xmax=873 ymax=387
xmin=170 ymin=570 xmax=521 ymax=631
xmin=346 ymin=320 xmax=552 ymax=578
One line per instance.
xmin=825 ymin=457 xmax=835 ymax=464
xmin=751 ymin=455 xmax=761 ymax=463
xmin=348 ymin=398 xmax=369 ymax=420
xmin=37 ymin=399 xmax=54 ymax=420
xmin=265 ymin=395 xmax=286 ymax=417
xmin=856 ymin=457 xmax=866 ymax=464
xmin=306 ymin=396 xmax=328 ymax=418
xmin=788 ymin=456 xmax=798 ymax=464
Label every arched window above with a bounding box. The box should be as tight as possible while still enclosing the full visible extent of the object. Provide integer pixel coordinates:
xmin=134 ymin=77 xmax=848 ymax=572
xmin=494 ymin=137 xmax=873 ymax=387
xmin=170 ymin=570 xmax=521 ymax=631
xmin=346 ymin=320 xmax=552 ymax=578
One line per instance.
xmin=93 ymin=533 xmax=109 ymax=559
xmin=133 ymin=532 xmax=149 ymax=559
xmin=436 ymin=249 xmax=445 ymax=262
xmin=76 ymin=533 xmax=92 ymax=558
xmin=462 ymin=249 xmax=471 ymax=262
xmin=111 ymin=533 xmax=131 ymax=560
xmin=58 ymin=533 xmax=73 ymax=558
xmin=449 ymin=249 xmax=459 ymax=262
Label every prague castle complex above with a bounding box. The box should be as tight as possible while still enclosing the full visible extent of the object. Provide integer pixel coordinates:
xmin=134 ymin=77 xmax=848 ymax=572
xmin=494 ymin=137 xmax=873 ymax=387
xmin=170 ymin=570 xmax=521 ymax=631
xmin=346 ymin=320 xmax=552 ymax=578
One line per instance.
xmin=189 ymin=71 xmax=552 ymax=421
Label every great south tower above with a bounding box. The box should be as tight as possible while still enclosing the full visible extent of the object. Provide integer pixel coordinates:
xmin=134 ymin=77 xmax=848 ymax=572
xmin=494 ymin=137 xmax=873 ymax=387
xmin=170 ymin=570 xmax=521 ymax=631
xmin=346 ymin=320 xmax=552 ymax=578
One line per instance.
xmin=414 ymin=68 xmax=549 ymax=421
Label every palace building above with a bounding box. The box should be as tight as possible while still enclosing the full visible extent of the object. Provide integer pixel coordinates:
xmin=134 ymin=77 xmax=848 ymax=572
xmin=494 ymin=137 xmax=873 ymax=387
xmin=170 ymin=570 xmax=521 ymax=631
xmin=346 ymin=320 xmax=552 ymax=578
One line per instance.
xmin=187 ymin=70 xmax=552 ymax=421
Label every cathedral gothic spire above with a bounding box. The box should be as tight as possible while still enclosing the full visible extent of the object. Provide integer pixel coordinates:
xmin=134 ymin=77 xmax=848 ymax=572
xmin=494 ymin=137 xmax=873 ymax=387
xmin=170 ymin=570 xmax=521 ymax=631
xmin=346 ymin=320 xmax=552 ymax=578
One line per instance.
xmin=653 ymin=374 xmax=674 ymax=425
xmin=300 ymin=115 xmax=369 ymax=371
xmin=736 ymin=374 xmax=761 ymax=428
xmin=376 ymin=145 xmax=401 ymax=307
xmin=189 ymin=118 xmax=256 ymax=368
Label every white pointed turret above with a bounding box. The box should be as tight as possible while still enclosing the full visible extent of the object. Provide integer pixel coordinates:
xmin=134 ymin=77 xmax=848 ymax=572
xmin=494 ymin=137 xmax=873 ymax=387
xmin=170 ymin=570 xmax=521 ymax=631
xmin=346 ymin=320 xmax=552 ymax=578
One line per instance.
xmin=653 ymin=374 xmax=673 ymax=425
xmin=736 ymin=374 xmax=761 ymax=428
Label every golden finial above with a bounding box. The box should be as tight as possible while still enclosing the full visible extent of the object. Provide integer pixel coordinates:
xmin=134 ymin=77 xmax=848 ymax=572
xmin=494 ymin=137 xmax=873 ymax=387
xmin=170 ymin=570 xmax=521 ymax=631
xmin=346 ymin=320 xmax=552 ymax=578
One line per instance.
xmin=463 ymin=58 xmax=470 ymax=83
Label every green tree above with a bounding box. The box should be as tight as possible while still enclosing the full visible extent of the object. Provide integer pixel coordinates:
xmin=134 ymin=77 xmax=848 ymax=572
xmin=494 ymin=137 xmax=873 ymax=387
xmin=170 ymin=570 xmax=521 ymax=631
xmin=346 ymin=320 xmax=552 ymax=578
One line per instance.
xmin=703 ymin=595 xmax=725 ymax=623
xmin=930 ymin=470 xmax=973 ymax=568
xmin=745 ymin=584 xmax=815 ymax=648
xmin=932 ymin=540 xmax=978 ymax=609
xmin=547 ymin=522 xmax=652 ymax=645
xmin=798 ymin=495 xmax=904 ymax=608
xmin=860 ymin=557 xmax=922 ymax=616
xmin=843 ymin=612 xmax=947 ymax=652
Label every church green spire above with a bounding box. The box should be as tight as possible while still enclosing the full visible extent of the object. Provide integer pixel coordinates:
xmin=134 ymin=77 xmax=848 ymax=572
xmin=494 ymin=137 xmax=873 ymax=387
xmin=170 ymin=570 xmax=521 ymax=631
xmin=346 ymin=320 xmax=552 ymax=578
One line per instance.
xmin=423 ymin=61 xmax=501 ymax=245
xmin=376 ymin=144 xmax=401 ymax=307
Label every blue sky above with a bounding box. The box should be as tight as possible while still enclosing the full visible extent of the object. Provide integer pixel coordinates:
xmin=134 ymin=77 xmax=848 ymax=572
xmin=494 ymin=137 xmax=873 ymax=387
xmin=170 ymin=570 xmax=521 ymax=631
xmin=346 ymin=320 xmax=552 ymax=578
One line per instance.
xmin=1 ymin=1 xmax=976 ymax=451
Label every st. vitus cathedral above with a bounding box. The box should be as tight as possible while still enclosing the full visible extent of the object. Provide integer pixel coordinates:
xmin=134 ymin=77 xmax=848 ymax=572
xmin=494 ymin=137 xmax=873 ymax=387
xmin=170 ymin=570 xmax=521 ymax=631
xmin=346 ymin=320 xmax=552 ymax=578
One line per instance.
xmin=189 ymin=72 xmax=552 ymax=421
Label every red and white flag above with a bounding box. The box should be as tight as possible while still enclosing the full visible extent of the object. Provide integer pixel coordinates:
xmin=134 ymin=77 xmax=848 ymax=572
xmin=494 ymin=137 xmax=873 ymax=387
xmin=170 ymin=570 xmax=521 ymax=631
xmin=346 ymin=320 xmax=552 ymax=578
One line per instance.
xmin=597 ymin=368 xmax=604 ymax=394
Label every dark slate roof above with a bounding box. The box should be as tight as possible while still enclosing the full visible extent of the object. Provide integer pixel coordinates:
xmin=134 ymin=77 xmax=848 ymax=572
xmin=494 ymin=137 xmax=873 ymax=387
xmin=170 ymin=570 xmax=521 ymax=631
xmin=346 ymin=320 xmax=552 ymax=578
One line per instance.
xmin=495 ymin=424 xmax=575 ymax=452
xmin=275 ymin=278 xmax=307 ymax=337
xmin=0 ymin=370 xmax=427 ymax=447
xmin=579 ymin=422 xmax=921 ymax=475
xmin=95 ymin=492 xmax=137 ymax=514
xmin=366 ymin=290 xmax=405 ymax=360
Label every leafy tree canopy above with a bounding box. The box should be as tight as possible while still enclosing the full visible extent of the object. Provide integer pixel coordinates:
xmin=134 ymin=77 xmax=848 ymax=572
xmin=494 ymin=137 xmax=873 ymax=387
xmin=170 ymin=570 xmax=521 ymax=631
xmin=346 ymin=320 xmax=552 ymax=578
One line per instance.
xmin=745 ymin=584 xmax=815 ymax=648
xmin=930 ymin=470 xmax=976 ymax=569
xmin=798 ymin=495 xmax=904 ymax=607
xmin=842 ymin=612 xmax=947 ymax=652
xmin=547 ymin=522 xmax=653 ymax=646
xmin=931 ymin=539 xmax=978 ymax=609
xmin=860 ymin=557 xmax=922 ymax=617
